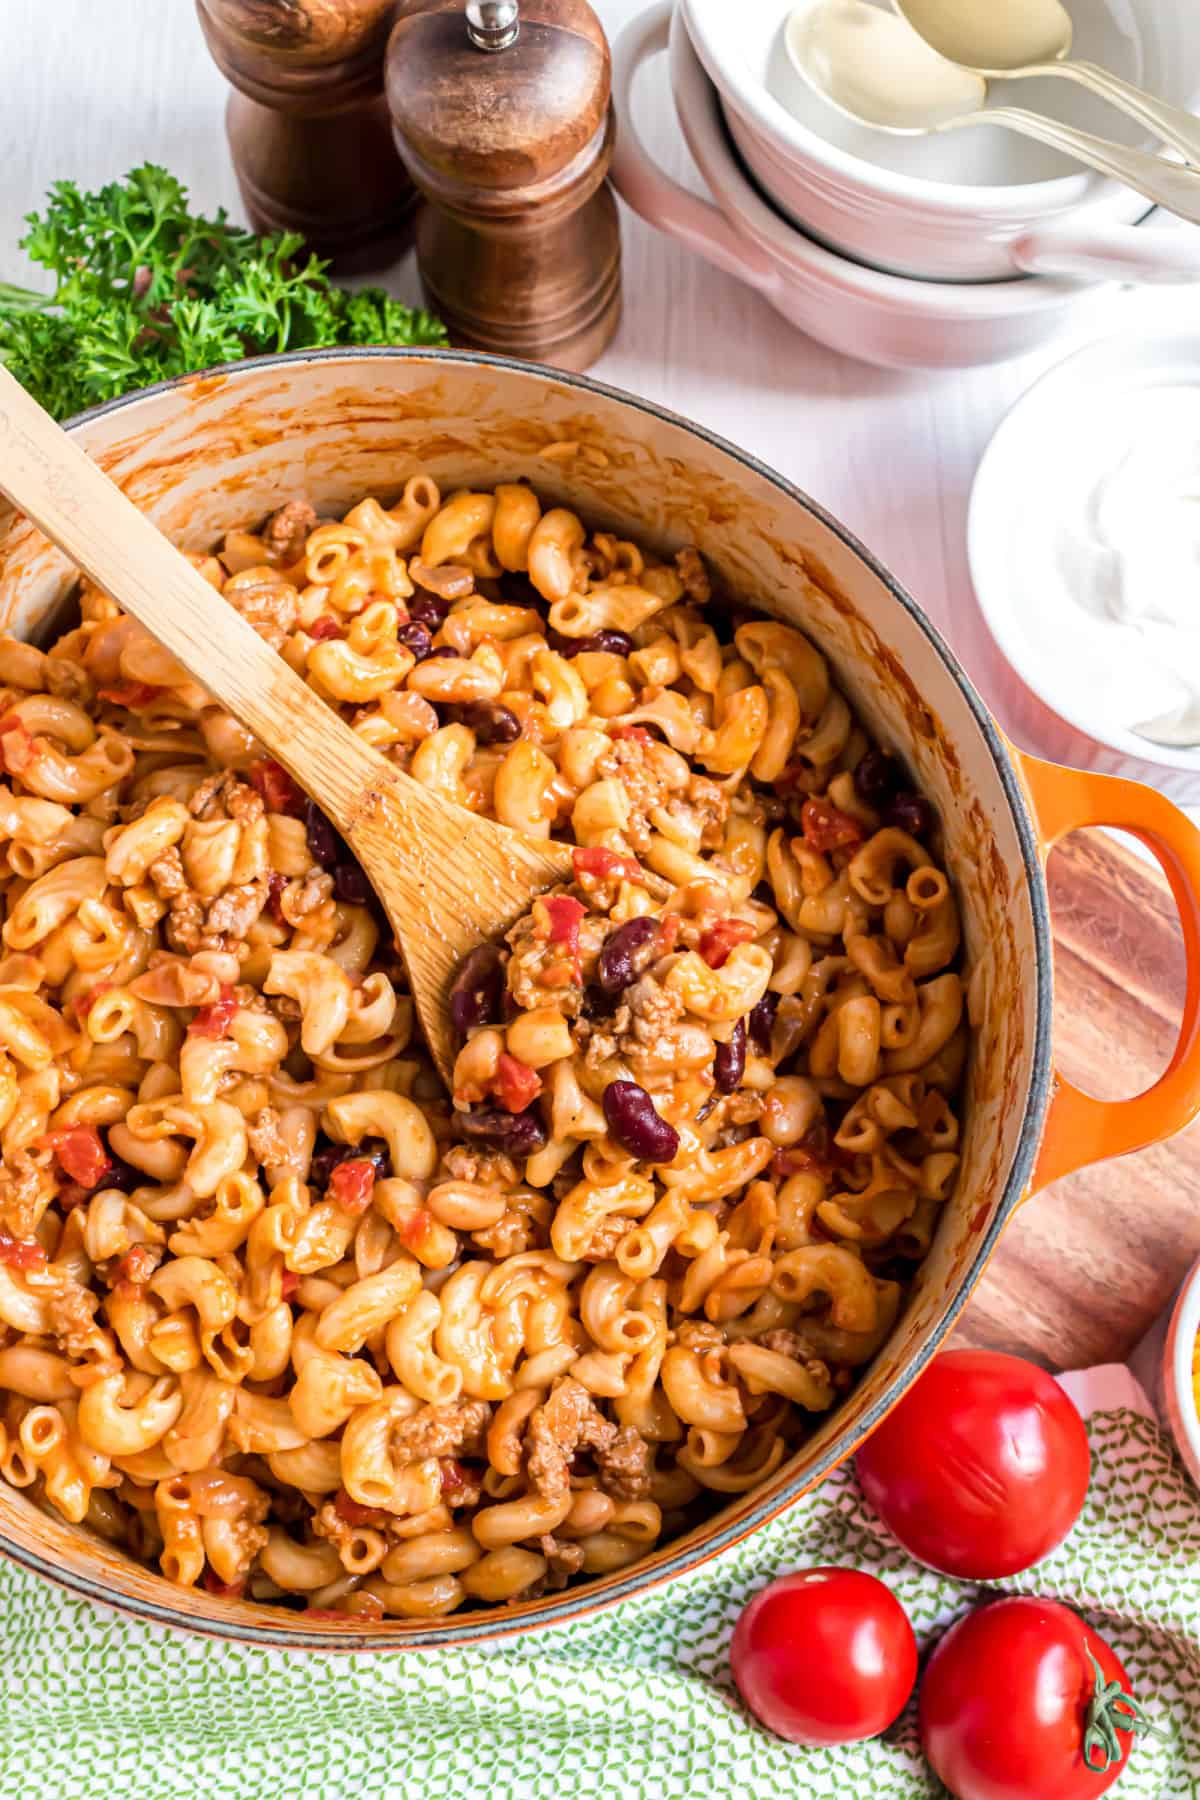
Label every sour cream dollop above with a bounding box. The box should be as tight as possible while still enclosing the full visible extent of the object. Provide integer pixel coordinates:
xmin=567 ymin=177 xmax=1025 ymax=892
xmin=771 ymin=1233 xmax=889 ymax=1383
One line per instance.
xmin=1050 ymin=386 xmax=1200 ymax=749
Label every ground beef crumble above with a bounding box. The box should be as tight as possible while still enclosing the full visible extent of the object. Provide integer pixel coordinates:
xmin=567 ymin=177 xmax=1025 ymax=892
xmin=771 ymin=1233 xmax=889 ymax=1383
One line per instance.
xmin=594 ymin=1425 xmax=653 ymax=1500
xmin=538 ymin=1533 xmax=585 ymax=1587
xmin=392 ymin=1400 xmax=491 ymax=1466
xmin=525 ymin=1377 xmax=617 ymax=1506
xmin=262 ymin=499 xmax=319 ymax=567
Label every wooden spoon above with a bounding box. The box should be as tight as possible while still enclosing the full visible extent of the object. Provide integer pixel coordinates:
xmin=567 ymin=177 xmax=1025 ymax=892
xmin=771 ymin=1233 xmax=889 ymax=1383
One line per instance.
xmin=0 ymin=364 xmax=572 ymax=1083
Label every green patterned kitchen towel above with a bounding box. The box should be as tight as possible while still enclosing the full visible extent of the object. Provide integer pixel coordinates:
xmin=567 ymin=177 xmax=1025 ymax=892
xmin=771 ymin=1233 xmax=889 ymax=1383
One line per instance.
xmin=0 ymin=1366 xmax=1197 ymax=1800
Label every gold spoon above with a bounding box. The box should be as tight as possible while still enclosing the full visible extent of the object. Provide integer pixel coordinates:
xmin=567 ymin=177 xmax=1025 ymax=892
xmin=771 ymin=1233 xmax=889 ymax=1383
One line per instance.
xmin=0 ymin=364 xmax=572 ymax=1084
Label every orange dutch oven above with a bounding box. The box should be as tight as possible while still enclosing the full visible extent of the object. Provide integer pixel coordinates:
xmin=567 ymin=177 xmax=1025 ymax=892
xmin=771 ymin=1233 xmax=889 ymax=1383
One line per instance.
xmin=0 ymin=349 xmax=1197 ymax=1648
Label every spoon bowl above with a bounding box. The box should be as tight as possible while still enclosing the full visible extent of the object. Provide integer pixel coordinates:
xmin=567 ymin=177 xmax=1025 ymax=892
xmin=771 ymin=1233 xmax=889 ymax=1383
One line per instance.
xmin=0 ymin=363 xmax=573 ymax=1084
xmin=784 ymin=0 xmax=984 ymax=133
xmin=894 ymin=0 xmax=1073 ymax=77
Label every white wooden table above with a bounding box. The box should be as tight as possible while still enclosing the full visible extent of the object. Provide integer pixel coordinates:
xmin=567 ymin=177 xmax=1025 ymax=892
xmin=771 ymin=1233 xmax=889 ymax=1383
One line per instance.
xmin=1 ymin=0 xmax=1195 ymax=762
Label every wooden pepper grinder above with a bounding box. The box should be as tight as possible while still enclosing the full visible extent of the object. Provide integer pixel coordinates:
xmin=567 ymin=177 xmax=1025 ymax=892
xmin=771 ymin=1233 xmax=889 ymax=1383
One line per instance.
xmin=384 ymin=0 xmax=621 ymax=370
xmin=196 ymin=0 xmax=418 ymax=272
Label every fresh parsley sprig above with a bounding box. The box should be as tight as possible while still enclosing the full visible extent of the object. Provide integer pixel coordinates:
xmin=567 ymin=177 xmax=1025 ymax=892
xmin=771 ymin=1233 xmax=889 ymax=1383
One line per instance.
xmin=0 ymin=164 xmax=446 ymax=418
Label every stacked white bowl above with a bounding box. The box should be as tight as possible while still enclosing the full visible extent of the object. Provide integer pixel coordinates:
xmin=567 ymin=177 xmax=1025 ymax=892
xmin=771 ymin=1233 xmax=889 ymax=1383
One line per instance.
xmin=610 ymin=0 xmax=1200 ymax=368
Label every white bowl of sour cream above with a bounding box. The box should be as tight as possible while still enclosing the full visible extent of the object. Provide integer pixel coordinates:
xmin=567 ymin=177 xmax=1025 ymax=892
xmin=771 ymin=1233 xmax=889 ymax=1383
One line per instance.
xmin=968 ymin=332 xmax=1200 ymax=802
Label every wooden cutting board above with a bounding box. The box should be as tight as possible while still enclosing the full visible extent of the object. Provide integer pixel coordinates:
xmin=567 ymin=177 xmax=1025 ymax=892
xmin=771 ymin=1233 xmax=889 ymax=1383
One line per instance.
xmin=957 ymin=828 xmax=1199 ymax=1369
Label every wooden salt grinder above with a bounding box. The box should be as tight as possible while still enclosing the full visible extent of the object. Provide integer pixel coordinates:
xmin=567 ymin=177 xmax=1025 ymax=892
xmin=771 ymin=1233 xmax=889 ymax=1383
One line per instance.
xmin=384 ymin=0 xmax=621 ymax=370
xmin=196 ymin=0 xmax=418 ymax=272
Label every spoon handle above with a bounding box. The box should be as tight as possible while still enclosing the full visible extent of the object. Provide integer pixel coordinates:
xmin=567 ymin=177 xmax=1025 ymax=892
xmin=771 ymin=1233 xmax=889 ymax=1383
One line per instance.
xmin=941 ymin=108 xmax=1200 ymax=226
xmin=1019 ymin=61 xmax=1200 ymax=170
xmin=0 ymin=362 xmax=392 ymax=834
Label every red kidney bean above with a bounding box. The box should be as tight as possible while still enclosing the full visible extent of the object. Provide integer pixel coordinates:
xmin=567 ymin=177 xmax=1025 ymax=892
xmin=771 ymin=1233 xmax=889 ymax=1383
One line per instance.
xmin=748 ymin=991 xmax=778 ymax=1053
xmin=596 ymin=916 xmax=660 ymax=995
xmin=450 ymin=944 xmax=505 ymax=1037
xmin=445 ymin=701 xmax=521 ymax=745
xmin=457 ymin=1107 xmax=548 ymax=1155
xmin=408 ymin=593 xmax=450 ymax=630
xmin=310 ymin=1138 xmax=392 ymax=1188
xmin=602 ymin=1081 xmax=679 ymax=1163
xmin=96 ymin=1147 xmax=144 ymax=1193
xmin=397 ymin=622 xmax=433 ymax=660
xmin=885 ymin=791 xmax=936 ymax=840
xmin=547 ymin=628 xmax=634 ymax=660
xmin=853 ymin=749 xmax=903 ymax=807
xmin=333 ymin=862 xmax=371 ymax=904
xmin=304 ymin=800 xmax=342 ymax=871
xmin=713 ymin=1018 xmax=746 ymax=1093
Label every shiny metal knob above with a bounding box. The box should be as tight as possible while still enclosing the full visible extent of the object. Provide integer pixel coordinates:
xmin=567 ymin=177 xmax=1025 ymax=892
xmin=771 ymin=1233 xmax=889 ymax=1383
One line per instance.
xmin=466 ymin=0 xmax=520 ymax=51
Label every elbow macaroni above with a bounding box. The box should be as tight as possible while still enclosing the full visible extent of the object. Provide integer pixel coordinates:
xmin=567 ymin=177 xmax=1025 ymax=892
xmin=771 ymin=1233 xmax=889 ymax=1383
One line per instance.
xmin=0 ymin=483 xmax=965 ymax=1621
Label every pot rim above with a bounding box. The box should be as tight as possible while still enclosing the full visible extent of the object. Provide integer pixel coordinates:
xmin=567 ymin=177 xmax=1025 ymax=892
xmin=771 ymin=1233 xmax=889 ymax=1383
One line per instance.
xmin=0 ymin=345 xmax=1055 ymax=1648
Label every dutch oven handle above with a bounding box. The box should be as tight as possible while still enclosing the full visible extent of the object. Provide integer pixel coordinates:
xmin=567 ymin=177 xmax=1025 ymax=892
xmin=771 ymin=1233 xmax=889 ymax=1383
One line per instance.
xmin=1017 ymin=749 xmax=1200 ymax=1192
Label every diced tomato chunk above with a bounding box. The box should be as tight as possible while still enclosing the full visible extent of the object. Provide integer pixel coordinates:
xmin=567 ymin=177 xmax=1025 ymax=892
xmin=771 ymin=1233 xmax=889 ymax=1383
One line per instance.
xmin=43 ymin=1125 xmax=112 ymax=1190
xmin=202 ymin=1569 xmax=246 ymax=1599
xmin=307 ymin=613 xmax=344 ymax=641
xmin=573 ymin=845 xmax=642 ymax=883
xmin=279 ymin=1268 xmax=300 ymax=1301
xmin=328 ymin=1158 xmax=377 ymax=1214
xmin=800 ymin=796 xmax=865 ymax=854
xmin=334 ymin=1489 xmax=390 ymax=1528
xmin=249 ymin=758 xmax=304 ymax=817
xmin=609 ymin=725 xmax=652 ymax=744
xmin=698 ymin=917 xmax=757 ymax=969
xmin=439 ymin=1457 xmax=472 ymax=1499
xmin=654 ymin=914 xmax=681 ymax=956
xmin=541 ymin=894 xmax=585 ymax=952
xmin=0 ymin=1225 xmax=46 ymax=1269
xmin=396 ymin=1207 xmax=438 ymax=1254
xmin=188 ymin=982 xmax=237 ymax=1039
xmin=494 ymin=1052 xmax=543 ymax=1114
xmin=97 ymin=682 xmax=163 ymax=708
xmin=115 ymin=1244 xmax=157 ymax=1287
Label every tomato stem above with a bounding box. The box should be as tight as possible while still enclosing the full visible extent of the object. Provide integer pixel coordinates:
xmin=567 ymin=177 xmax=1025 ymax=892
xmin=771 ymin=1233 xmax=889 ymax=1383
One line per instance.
xmin=1083 ymin=1648 xmax=1168 ymax=1772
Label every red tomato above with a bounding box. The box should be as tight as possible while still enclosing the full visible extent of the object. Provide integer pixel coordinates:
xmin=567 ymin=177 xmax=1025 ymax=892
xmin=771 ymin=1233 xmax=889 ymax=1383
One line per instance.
xmin=97 ymin=681 xmax=164 ymax=708
xmin=307 ymin=614 xmax=344 ymax=641
xmin=698 ymin=917 xmax=757 ymax=969
xmin=920 ymin=1598 xmax=1151 ymax=1800
xmin=573 ymin=845 xmax=642 ymax=883
xmin=188 ymin=984 xmax=238 ymax=1040
xmin=800 ymin=796 xmax=865 ymax=853
xmin=327 ymin=1158 xmax=377 ymax=1213
xmin=856 ymin=1349 xmax=1089 ymax=1579
xmin=0 ymin=1225 xmax=46 ymax=1270
xmin=249 ymin=758 xmax=304 ymax=817
xmin=494 ymin=1052 xmax=543 ymax=1114
xmin=541 ymin=894 xmax=585 ymax=950
xmin=731 ymin=1567 xmax=917 ymax=1746
xmin=44 ymin=1125 xmax=112 ymax=1190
